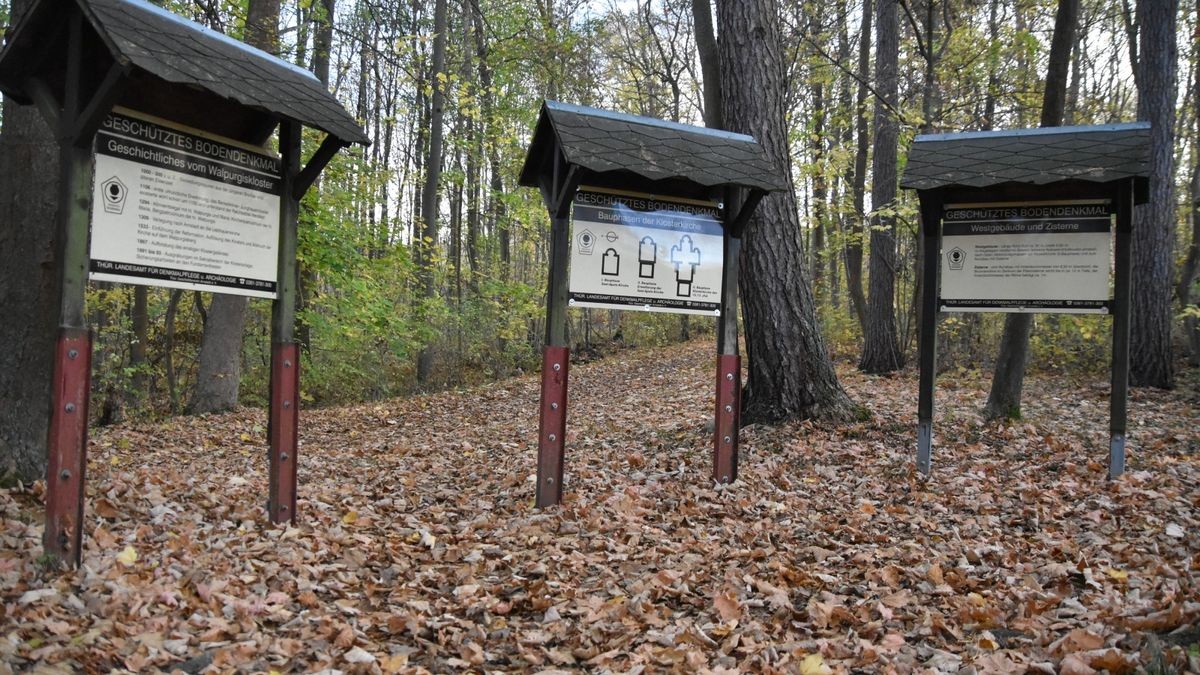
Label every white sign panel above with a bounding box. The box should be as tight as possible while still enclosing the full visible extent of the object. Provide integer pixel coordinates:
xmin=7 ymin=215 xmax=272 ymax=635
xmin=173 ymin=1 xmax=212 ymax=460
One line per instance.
xmin=569 ymin=189 xmax=724 ymax=315
xmin=89 ymin=108 xmax=282 ymax=298
xmin=940 ymin=201 xmax=1113 ymax=313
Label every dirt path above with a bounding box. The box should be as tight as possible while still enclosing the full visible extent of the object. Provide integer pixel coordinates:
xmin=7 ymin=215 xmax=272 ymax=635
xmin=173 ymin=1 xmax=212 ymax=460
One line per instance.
xmin=2 ymin=341 xmax=1197 ymax=672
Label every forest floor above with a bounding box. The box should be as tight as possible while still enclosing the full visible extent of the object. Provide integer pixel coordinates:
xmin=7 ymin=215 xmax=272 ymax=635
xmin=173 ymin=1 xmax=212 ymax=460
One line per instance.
xmin=1 ymin=339 xmax=1198 ymax=674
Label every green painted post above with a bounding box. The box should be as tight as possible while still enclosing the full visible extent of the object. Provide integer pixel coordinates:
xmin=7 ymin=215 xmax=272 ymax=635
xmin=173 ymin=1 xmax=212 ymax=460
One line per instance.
xmin=44 ymin=9 xmax=96 ymax=566
xmin=916 ymin=193 xmax=942 ymax=475
xmin=269 ymin=120 xmax=302 ymax=522
xmin=1109 ymin=179 xmax=1133 ymax=478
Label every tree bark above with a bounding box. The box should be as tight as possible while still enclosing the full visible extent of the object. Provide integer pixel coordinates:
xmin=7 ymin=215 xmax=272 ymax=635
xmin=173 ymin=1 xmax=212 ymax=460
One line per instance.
xmin=1129 ymin=0 xmax=1178 ymax=388
xmin=717 ymin=0 xmax=855 ymax=423
xmin=189 ymin=0 xmax=280 ymax=413
xmin=984 ymin=0 xmax=1078 ymax=419
xmin=416 ymin=0 xmax=449 ymax=384
xmin=859 ymin=0 xmax=903 ymax=373
xmin=0 ymin=0 xmax=58 ymax=483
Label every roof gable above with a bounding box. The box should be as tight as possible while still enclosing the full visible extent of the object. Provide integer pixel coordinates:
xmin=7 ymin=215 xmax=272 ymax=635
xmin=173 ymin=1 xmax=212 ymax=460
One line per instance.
xmin=520 ymin=101 xmax=786 ymax=194
xmin=0 ymin=0 xmax=368 ymax=146
xmin=901 ymin=123 xmax=1149 ymax=201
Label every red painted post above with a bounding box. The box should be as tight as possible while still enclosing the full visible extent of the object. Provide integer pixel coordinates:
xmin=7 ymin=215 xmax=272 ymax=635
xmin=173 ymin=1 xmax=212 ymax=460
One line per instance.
xmin=536 ymin=345 xmax=569 ymax=507
xmin=44 ymin=328 xmax=92 ymax=565
xmin=268 ymin=342 xmax=299 ymax=522
xmin=713 ymin=354 xmax=740 ymax=483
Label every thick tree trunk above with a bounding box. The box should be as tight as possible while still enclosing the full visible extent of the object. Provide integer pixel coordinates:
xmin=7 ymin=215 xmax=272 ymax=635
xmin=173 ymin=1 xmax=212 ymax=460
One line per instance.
xmin=1129 ymin=0 xmax=1178 ymax=388
xmin=189 ymin=296 xmax=248 ymax=413
xmin=859 ymin=0 xmax=903 ymax=373
xmin=984 ymin=0 xmax=1078 ymax=419
xmin=0 ymin=0 xmax=58 ymax=482
xmin=717 ymin=0 xmax=855 ymax=423
xmin=845 ymin=0 xmax=872 ymax=330
xmin=416 ymin=0 xmax=449 ymax=384
xmin=189 ymin=0 xmax=280 ymax=413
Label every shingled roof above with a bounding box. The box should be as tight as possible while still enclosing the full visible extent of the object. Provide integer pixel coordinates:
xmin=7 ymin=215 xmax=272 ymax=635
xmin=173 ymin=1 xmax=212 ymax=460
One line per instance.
xmin=901 ymin=123 xmax=1149 ymax=201
xmin=519 ymin=101 xmax=786 ymax=194
xmin=0 ymin=0 xmax=368 ymax=146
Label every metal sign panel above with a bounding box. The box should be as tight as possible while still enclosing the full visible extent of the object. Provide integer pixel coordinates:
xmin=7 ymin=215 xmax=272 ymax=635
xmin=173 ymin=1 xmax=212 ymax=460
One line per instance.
xmin=568 ymin=189 xmax=723 ymax=315
xmin=89 ymin=108 xmax=282 ymax=298
xmin=939 ymin=200 xmax=1113 ymax=313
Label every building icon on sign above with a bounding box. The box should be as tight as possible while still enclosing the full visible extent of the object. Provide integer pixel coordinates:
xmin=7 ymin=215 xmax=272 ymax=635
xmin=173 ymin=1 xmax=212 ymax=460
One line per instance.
xmin=101 ymin=176 xmax=127 ymax=214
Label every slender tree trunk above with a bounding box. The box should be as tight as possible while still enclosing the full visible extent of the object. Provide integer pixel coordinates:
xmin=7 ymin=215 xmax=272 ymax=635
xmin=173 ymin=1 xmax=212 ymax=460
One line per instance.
xmin=1180 ymin=20 xmax=1200 ymax=365
xmin=811 ymin=83 xmax=827 ymax=297
xmin=1180 ymin=160 xmax=1199 ymax=365
xmin=1129 ymin=0 xmax=1178 ymax=388
xmin=693 ymin=0 xmax=723 ymax=129
xmin=416 ymin=0 xmax=450 ymax=384
xmin=131 ymin=285 xmax=149 ymax=406
xmin=0 ymin=0 xmax=58 ymax=481
xmin=717 ymin=0 xmax=855 ymax=423
xmin=984 ymin=0 xmax=1078 ymax=419
xmin=190 ymin=0 xmax=280 ymax=413
xmin=845 ymin=0 xmax=872 ymax=330
xmin=164 ymin=289 xmax=183 ymax=413
xmin=296 ymin=0 xmax=336 ymax=353
xmin=859 ymin=0 xmax=902 ymax=373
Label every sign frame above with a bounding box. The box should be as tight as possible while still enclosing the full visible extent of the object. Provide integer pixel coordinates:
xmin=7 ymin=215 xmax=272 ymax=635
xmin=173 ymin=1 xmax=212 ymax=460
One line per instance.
xmin=913 ymin=181 xmax=1136 ymax=481
xmin=567 ymin=187 xmax=726 ymax=316
xmin=89 ymin=107 xmax=284 ymax=298
xmin=936 ymin=199 xmax=1115 ymax=314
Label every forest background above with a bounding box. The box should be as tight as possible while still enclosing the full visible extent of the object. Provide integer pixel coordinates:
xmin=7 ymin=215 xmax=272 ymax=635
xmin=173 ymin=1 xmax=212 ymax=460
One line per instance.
xmin=0 ymin=0 xmax=1196 ymax=443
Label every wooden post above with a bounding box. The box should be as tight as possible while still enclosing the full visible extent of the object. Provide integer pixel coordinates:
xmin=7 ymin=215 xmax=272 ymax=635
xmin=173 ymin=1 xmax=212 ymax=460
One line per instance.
xmin=1109 ymin=179 xmax=1133 ymax=478
xmin=915 ymin=193 xmax=942 ymax=475
xmin=713 ymin=228 xmax=741 ymax=484
xmin=536 ymin=210 xmax=571 ymax=507
xmin=44 ymin=12 xmax=95 ymax=566
xmin=268 ymin=120 xmax=301 ymax=522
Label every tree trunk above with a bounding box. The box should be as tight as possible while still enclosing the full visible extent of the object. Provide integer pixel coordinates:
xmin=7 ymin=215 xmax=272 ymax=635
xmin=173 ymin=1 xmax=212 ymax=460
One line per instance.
xmin=845 ymin=0 xmax=872 ymax=330
xmin=692 ymin=0 xmax=723 ymax=129
xmin=416 ymin=0 xmax=450 ymax=384
xmin=984 ymin=0 xmax=1078 ymax=419
xmin=1181 ymin=161 xmax=1199 ymax=365
xmin=859 ymin=0 xmax=902 ymax=373
xmin=189 ymin=0 xmax=280 ymax=413
xmin=131 ymin=286 xmax=149 ymax=405
xmin=164 ymin=289 xmax=183 ymax=413
xmin=811 ymin=83 xmax=827 ymax=297
xmin=1129 ymin=0 xmax=1178 ymax=388
xmin=717 ymin=0 xmax=855 ymax=423
xmin=1179 ymin=23 xmax=1199 ymax=366
xmin=296 ymin=0 xmax=335 ymax=354
xmin=0 ymin=0 xmax=58 ymax=483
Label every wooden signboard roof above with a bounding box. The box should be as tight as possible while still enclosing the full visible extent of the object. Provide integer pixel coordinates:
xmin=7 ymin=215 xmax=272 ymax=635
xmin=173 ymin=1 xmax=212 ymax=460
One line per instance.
xmin=0 ymin=0 xmax=368 ymax=146
xmin=901 ymin=123 xmax=1150 ymax=202
xmin=520 ymin=101 xmax=786 ymax=195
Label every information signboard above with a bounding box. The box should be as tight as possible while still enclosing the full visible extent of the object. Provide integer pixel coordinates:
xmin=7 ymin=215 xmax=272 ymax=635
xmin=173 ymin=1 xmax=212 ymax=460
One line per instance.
xmin=89 ymin=108 xmax=282 ymax=298
xmin=939 ymin=200 xmax=1113 ymax=313
xmin=568 ymin=189 xmax=723 ymax=315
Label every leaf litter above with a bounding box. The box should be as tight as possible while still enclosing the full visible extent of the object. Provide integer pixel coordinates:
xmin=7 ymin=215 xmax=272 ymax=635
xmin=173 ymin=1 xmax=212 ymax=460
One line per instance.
xmin=1 ymin=341 xmax=1197 ymax=673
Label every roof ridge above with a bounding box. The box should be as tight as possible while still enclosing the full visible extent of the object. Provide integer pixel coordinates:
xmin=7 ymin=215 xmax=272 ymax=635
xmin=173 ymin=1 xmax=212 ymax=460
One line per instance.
xmin=914 ymin=122 xmax=1151 ymax=144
